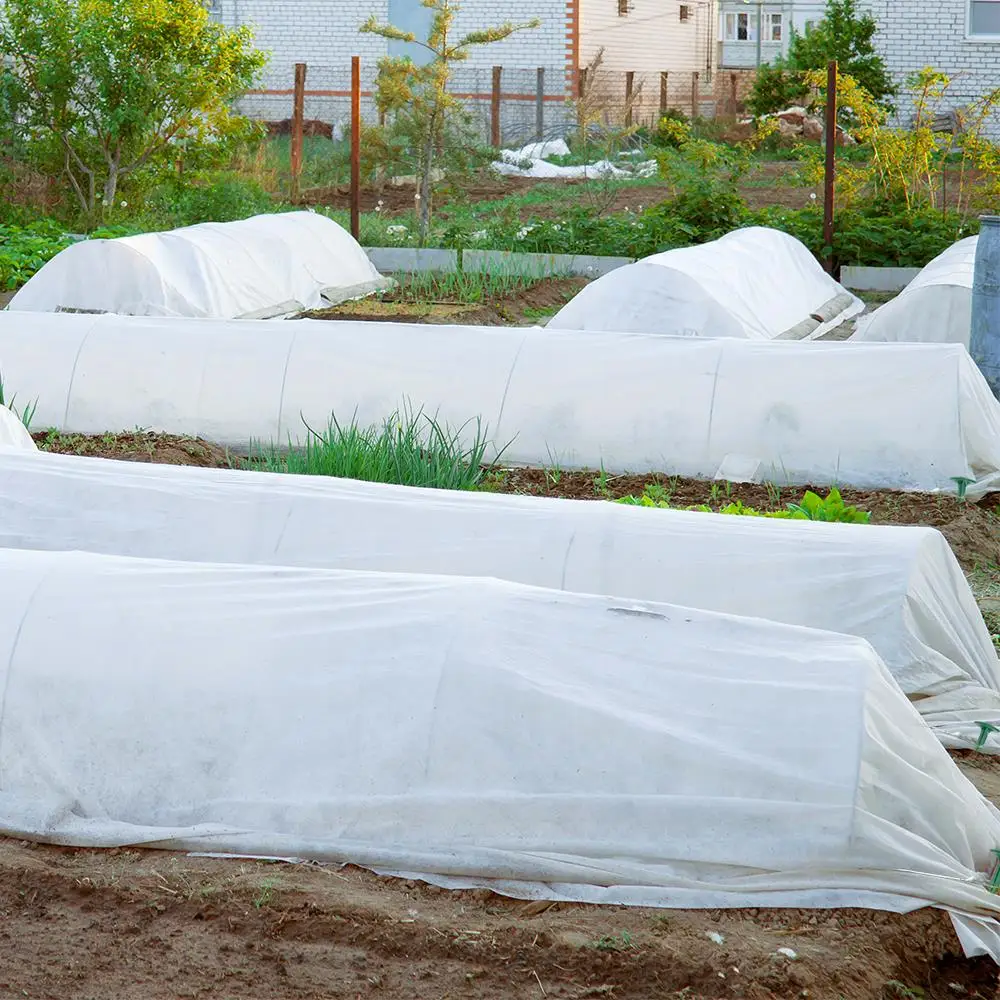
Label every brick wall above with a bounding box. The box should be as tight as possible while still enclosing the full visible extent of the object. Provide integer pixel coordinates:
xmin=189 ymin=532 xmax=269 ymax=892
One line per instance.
xmin=213 ymin=0 xmax=574 ymax=142
xmin=862 ymin=0 xmax=1000 ymax=135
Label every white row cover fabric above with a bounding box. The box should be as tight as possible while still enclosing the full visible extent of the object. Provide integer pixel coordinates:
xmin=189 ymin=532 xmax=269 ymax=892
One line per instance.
xmin=0 ymin=408 xmax=36 ymax=450
xmin=492 ymin=141 xmax=657 ymax=179
xmin=550 ymin=227 xmax=864 ymax=340
xmin=1 ymin=547 xmax=1000 ymax=959
xmin=6 ymin=212 xmax=391 ymax=319
xmin=853 ymin=236 xmax=976 ymax=346
xmin=1 ymin=312 xmax=998 ymax=495
xmin=0 ymin=448 xmax=996 ymax=746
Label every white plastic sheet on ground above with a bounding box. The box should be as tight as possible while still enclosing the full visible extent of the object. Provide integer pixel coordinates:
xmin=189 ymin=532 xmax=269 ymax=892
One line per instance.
xmin=1 ymin=547 xmax=1000 ymax=959
xmin=549 ymin=227 xmax=864 ymax=339
xmin=5 ymin=212 xmax=392 ymax=319
xmin=492 ymin=140 xmax=657 ymax=179
xmin=0 ymin=408 xmax=36 ymax=450
xmin=1 ymin=312 xmax=998 ymax=495
xmin=853 ymin=236 xmax=977 ymax=346
xmin=0 ymin=448 xmax=996 ymax=746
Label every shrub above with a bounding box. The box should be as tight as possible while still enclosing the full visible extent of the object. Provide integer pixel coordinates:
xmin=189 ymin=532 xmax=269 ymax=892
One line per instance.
xmin=747 ymin=0 xmax=896 ymax=117
xmin=143 ymin=174 xmax=276 ymax=228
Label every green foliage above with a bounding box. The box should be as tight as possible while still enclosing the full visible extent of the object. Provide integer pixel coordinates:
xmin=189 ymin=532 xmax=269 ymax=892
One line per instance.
xmin=243 ymin=403 xmax=506 ymax=491
xmin=143 ymin=173 xmax=276 ymax=227
xmin=0 ymin=220 xmax=74 ymax=290
xmin=786 ymin=487 xmax=871 ymax=522
xmin=0 ymin=0 xmax=267 ymax=220
xmin=748 ymin=0 xmax=896 ymax=116
xmin=0 ymin=218 xmax=143 ymax=289
xmin=617 ymin=486 xmax=871 ymax=524
xmin=745 ymin=61 xmax=809 ymax=120
xmin=757 ymin=203 xmax=976 ymax=267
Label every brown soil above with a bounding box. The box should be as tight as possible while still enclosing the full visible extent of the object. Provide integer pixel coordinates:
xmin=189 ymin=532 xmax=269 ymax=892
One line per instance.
xmin=33 ymin=430 xmax=234 ymax=468
xmin=299 ymin=176 xmax=546 ymax=214
xmin=0 ymin=836 xmax=996 ymax=1000
xmin=301 ymin=277 xmax=588 ymax=326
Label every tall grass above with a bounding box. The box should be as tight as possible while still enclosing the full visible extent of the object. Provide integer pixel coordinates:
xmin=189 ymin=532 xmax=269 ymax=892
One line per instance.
xmin=244 ymin=404 xmax=505 ymax=490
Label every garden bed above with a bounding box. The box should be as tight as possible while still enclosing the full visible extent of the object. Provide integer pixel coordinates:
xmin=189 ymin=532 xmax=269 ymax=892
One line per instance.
xmin=0 ymin=833 xmax=995 ymax=1000
xmin=32 ymin=430 xmax=1000 ymax=571
xmin=301 ymin=275 xmax=587 ymax=325
xmin=13 ymin=428 xmax=1000 ymax=996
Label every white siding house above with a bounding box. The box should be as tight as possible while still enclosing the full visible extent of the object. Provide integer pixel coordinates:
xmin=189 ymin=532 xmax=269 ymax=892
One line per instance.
xmin=579 ymin=0 xmax=718 ymax=119
xmin=718 ymin=0 xmax=826 ymax=67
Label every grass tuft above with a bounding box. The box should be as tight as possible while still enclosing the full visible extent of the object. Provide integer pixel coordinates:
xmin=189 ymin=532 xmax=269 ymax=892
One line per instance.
xmin=243 ymin=402 xmax=506 ymax=490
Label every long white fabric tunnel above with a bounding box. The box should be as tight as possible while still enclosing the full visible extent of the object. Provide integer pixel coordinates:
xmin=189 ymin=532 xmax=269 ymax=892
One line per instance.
xmin=0 ymin=547 xmax=999 ymax=960
xmin=853 ymin=236 xmax=976 ymax=346
xmin=0 ymin=448 xmax=996 ymax=746
xmin=548 ymin=227 xmax=863 ymax=339
xmin=0 ymin=312 xmax=997 ymax=494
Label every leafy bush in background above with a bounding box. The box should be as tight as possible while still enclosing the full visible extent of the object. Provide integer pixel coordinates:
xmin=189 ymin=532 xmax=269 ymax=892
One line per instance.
xmin=143 ymin=173 xmax=277 ymax=228
xmin=747 ymin=0 xmax=896 ymax=118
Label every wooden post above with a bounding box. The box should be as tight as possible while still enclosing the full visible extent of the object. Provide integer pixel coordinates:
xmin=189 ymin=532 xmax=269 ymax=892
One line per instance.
xmin=579 ymin=66 xmax=588 ymax=98
xmin=823 ymin=60 xmax=838 ymax=275
xmin=350 ymin=55 xmax=361 ymax=242
xmin=691 ymin=70 xmax=699 ymax=120
xmin=535 ymin=67 xmax=545 ymax=140
xmin=659 ymin=71 xmax=669 ymax=120
xmin=290 ymin=62 xmax=307 ymax=202
xmin=624 ymin=71 xmax=634 ymax=128
xmin=491 ymin=65 xmax=502 ymax=148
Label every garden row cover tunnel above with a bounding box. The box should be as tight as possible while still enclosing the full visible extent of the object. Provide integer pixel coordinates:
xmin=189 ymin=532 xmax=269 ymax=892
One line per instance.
xmin=0 ymin=448 xmax=995 ymax=747
xmin=853 ymin=235 xmax=977 ymax=348
xmin=6 ymin=212 xmax=392 ymax=320
xmin=0 ymin=544 xmax=999 ymax=962
xmin=0 ymin=312 xmax=997 ymax=495
xmin=549 ymin=228 xmax=864 ymax=340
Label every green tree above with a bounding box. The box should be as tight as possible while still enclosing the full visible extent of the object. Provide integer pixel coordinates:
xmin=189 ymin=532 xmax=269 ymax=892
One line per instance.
xmin=0 ymin=0 xmax=266 ymax=219
xmin=747 ymin=0 xmax=896 ymax=118
xmin=361 ymin=0 xmax=538 ymax=243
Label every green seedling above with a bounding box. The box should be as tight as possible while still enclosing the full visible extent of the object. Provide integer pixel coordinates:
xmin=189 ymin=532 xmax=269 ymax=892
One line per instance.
xmin=952 ymin=476 xmax=975 ymax=502
xmin=975 ymin=722 xmax=1000 ymax=751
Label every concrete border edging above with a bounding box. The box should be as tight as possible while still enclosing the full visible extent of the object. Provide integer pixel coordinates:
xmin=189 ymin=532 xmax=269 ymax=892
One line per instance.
xmin=840 ymin=266 xmax=921 ymax=293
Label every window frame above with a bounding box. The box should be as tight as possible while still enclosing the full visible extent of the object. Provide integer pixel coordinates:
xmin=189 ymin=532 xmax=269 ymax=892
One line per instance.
xmin=968 ymin=0 xmax=1000 ymax=40
xmin=723 ymin=10 xmax=751 ymax=41
xmin=768 ymin=11 xmax=783 ymax=41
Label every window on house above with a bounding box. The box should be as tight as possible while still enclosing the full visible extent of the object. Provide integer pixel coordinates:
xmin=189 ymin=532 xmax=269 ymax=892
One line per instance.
xmin=970 ymin=0 xmax=1000 ymax=35
xmin=723 ymin=11 xmax=751 ymax=40
xmin=768 ymin=12 xmax=783 ymax=40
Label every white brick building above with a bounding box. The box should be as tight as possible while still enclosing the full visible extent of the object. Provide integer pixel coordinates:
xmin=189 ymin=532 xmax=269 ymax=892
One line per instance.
xmin=862 ymin=0 xmax=1000 ymax=132
xmin=209 ymin=0 xmax=576 ymax=142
